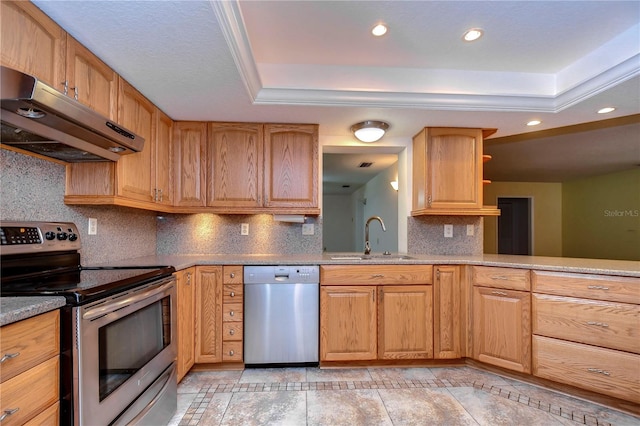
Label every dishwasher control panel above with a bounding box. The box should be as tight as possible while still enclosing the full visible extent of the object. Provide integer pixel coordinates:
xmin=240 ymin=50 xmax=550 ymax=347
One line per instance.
xmin=244 ymin=265 xmax=319 ymax=284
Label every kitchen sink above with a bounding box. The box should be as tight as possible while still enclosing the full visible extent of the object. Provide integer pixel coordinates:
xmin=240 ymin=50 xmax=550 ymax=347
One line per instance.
xmin=330 ymin=254 xmax=415 ymax=261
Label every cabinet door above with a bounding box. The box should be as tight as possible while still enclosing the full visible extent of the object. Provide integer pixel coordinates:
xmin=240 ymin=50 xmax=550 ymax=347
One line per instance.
xmin=207 ymin=123 xmax=263 ymax=208
xmin=173 ymin=122 xmax=207 ymax=207
xmin=116 ymin=79 xmax=156 ymax=202
xmin=473 ymin=286 xmax=531 ymax=373
xmin=176 ymin=268 xmax=195 ymax=382
xmin=434 ymin=265 xmax=461 ymax=359
xmin=154 ymin=110 xmax=173 ymax=205
xmin=66 ymin=36 xmax=118 ymax=120
xmin=413 ymin=127 xmax=482 ymax=210
xmin=263 ymin=124 xmax=318 ymax=208
xmin=379 ymin=285 xmax=433 ymax=359
xmin=320 ymin=286 xmax=377 ymax=361
xmin=195 ymin=266 xmax=223 ymax=363
xmin=1 ymin=1 xmax=66 ymax=88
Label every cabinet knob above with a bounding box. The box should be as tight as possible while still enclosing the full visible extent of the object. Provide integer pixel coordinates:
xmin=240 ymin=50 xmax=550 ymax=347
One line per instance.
xmin=229 ymin=311 xmax=235 ymax=316
xmin=61 ymin=80 xmax=69 ymax=95
xmin=230 ymin=273 xmax=235 ymax=278
xmin=71 ymin=86 xmax=79 ymax=100
xmin=229 ymin=350 xmax=235 ymax=356
xmin=0 ymin=352 xmax=20 ymax=363
xmin=229 ymin=329 xmax=235 ymax=335
xmin=230 ymin=291 xmax=235 ymax=297
xmin=491 ymin=291 xmax=508 ymax=296
xmin=587 ymin=368 xmax=610 ymax=376
xmin=186 ymin=273 xmax=191 ymax=285
xmin=587 ymin=285 xmax=609 ymax=291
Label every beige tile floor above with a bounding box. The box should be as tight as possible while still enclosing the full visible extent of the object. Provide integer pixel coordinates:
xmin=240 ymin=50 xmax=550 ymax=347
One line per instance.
xmin=168 ymin=366 xmax=639 ymax=426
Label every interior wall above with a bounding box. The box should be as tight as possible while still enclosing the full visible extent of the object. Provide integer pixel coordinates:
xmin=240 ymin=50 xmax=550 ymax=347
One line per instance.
xmin=0 ymin=149 xmax=157 ymax=264
xmin=562 ymin=168 xmax=640 ymax=260
xmin=484 ymin=181 xmax=563 ymax=256
xmin=321 ymin=194 xmax=355 ymax=252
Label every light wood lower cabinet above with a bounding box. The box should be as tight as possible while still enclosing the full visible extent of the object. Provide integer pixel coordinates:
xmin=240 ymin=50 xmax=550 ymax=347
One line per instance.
xmin=320 ymin=265 xmax=434 ymax=362
xmin=434 ymin=265 xmax=461 ymax=359
xmin=0 ymin=310 xmax=60 ymax=425
xmin=176 ymin=267 xmax=196 ymax=382
xmin=195 ymin=265 xmax=223 ymax=363
xmin=222 ymin=265 xmax=244 ymax=362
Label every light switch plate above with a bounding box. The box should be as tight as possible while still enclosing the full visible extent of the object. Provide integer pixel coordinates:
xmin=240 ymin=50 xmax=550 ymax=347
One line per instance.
xmin=88 ymin=218 xmax=97 ymax=235
xmin=444 ymin=224 xmax=453 ymax=238
xmin=466 ymin=224 xmax=474 ymax=236
xmin=302 ymin=223 xmax=315 ymax=235
xmin=241 ymin=223 xmax=249 ymax=235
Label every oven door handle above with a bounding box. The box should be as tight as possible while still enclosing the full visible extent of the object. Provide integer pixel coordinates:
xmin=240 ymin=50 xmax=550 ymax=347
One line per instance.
xmin=83 ymin=277 xmax=174 ymax=321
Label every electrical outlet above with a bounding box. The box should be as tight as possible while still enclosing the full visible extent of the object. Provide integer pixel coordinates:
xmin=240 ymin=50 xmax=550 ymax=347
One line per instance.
xmin=467 ymin=224 xmax=475 ymax=236
xmin=444 ymin=224 xmax=453 ymax=238
xmin=241 ymin=223 xmax=249 ymax=235
xmin=88 ymin=218 xmax=97 ymax=235
xmin=302 ymin=223 xmax=314 ymax=235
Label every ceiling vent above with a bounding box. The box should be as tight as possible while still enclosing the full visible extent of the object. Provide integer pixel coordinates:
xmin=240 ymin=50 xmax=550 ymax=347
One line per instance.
xmin=359 ymin=162 xmax=374 ymax=168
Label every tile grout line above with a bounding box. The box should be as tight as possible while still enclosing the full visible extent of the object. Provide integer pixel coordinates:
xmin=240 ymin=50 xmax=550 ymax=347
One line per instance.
xmin=178 ymin=379 xmax=615 ymax=426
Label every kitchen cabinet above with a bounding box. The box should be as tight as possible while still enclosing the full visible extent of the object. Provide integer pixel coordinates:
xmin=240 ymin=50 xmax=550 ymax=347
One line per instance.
xmin=194 ymin=265 xmax=223 ymax=363
xmin=1 ymin=1 xmax=66 ymax=90
xmin=412 ymin=127 xmax=499 ymax=216
xmin=433 ymin=265 xmax=461 ymax=359
xmin=0 ymin=310 xmax=60 ymax=425
xmin=531 ymin=270 xmax=640 ymax=404
xmin=320 ymin=265 xmax=433 ymax=362
xmin=173 ymin=122 xmax=208 ymax=207
xmin=221 ymin=265 xmax=244 ymax=362
xmin=154 ymin=110 xmax=174 ymax=206
xmin=472 ymin=266 xmax=531 ymax=373
xmin=176 ymin=268 xmax=195 ymax=382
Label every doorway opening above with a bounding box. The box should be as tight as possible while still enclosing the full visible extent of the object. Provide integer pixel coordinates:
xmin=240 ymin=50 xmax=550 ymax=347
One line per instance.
xmin=497 ymin=197 xmax=532 ymax=255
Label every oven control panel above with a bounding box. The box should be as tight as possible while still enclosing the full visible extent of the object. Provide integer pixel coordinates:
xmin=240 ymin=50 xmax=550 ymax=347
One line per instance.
xmin=0 ymin=221 xmax=81 ymax=255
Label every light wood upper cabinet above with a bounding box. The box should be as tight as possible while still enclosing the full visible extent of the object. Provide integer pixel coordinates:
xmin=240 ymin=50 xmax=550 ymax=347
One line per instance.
xmin=176 ymin=268 xmax=195 ymax=382
xmin=412 ymin=127 xmax=499 ymax=216
xmin=207 ymin=123 xmax=263 ymax=208
xmin=116 ymin=79 xmax=156 ymax=202
xmin=264 ymin=124 xmax=318 ymax=209
xmin=194 ymin=266 xmax=223 ymax=364
xmin=154 ymin=110 xmax=173 ymax=206
xmin=173 ymin=122 xmax=207 ymax=207
xmin=434 ymin=265 xmax=461 ymax=359
xmin=65 ymin=36 xmax=118 ymax=120
xmin=320 ymin=285 xmax=378 ymax=361
xmin=378 ymin=285 xmax=433 ymax=359
xmin=0 ymin=1 xmax=66 ymax=89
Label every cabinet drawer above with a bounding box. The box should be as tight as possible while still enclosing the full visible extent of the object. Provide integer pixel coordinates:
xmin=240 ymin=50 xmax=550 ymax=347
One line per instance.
xmin=223 ymin=303 xmax=243 ymax=322
xmin=223 ymin=265 xmax=243 ymax=284
xmin=0 ymin=310 xmax=60 ymax=383
xmin=222 ymin=341 xmax=243 ymax=361
xmin=472 ymin=266 xmax=530 ymax=291
xmin=223 ymin=322 xmax=243 ymax=341
xmin=0 ymin=356 xmax=59 ymax=426
xmin=533 ymin=335 xmax=640 ymax=403
xmin=532 ymin=271 xmax=640 ymax=304
xmin=321 ymin=265 xmax=433 ymax=285
xmin=24 ymin=401 xmax=59 ymax=426
xmin=533 ymin=294 xmax=640 ymax=354
xmin=223 ymin=284 xmax=243 ymax=304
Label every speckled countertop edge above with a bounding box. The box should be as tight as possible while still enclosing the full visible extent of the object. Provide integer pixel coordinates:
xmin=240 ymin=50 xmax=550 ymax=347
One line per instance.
xmin=0 ymin=296 xmax=66 ymax=326
xmin=94 ymin=253 xmax=640 ymax=277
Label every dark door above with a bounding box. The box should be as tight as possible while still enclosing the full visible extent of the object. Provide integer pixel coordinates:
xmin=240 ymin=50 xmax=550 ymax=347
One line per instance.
xmin=497 ymin=197 xmax=531 ymax=255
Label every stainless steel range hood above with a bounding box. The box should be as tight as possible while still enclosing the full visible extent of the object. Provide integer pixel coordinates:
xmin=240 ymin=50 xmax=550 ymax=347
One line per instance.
xmin=1 ymin=66 xmax=144 ymax=162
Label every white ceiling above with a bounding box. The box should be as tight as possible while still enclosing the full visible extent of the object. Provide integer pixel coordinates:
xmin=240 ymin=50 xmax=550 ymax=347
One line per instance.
xmin=32 ymin=0 xmax=640 ymax=183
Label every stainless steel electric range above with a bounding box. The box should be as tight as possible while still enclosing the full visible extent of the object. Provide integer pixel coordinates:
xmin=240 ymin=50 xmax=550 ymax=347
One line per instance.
xmin=0 ymin=221 xmax=177 ymax=426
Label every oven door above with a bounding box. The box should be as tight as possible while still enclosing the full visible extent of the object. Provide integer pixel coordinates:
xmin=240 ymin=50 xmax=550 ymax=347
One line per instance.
xmin=74 ymin=276 xmax=176 ymax=426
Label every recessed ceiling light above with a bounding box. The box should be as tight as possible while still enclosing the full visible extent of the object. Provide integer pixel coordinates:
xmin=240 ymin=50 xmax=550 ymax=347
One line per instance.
xmin=463 ymin=28 xmax=483 ymax=42
xmin=598 ymin=107 xmax=616 ymax=114
xmin=527 ymin=120 xmax=541 ymax=126
xmin=372 ymin=24 xmax=388 ymax=37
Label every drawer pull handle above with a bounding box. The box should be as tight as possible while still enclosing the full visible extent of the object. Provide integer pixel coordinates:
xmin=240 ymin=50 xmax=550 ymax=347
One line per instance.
xmin=371 ymin=274 xmax=384 ymax=278
xmin=587 ymin=285 xmax=609 ymax=291
xmin=587 ymin=368 xmax=610 ymax=376
xmin=229 ymin=329 xmax=235 ymax=335
xmin=230 ymin=292 xmax=235 ymax=297
xmin=229 ymin=350 xmax=235 ymax=356
xmin=586 ymin=321 xmax=609 ymax=328
xmin=0 ymin=408 xmax=19 ymax=421
xmin=0 ymin=353 xmax=19 ymax=363
xmin=491 ymin=291 xmax=508 ymax=296
xmin=229 ymin=311 xmax=234 ymax=316
xmin=491 ymin=276 xmax=509 ymax=280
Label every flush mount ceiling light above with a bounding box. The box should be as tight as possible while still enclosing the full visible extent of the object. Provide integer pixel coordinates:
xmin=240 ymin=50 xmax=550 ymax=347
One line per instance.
xmin=598 ymin=107 xmax=616 ymax=114
xmin=371 ymin=23 xmax=388 ymax=36
xmin=527 ymin=120 xmax=542 ymax=126
xmin=351 ymin=120 xmax=389 ymax=143
xmin=463 ymin=28 xmax=483 ymax=42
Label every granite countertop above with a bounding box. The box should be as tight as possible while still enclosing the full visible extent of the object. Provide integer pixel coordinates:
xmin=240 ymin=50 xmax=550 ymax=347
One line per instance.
xmin=96 ymin=253 xmax=640 ymax=277
xmin=0 ymin=296 xmax=66 ymax=326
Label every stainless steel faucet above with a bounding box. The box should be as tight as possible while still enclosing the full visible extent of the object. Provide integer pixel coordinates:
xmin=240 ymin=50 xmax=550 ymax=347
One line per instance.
xmin=364 ymin=216 xmax=386 ymax=255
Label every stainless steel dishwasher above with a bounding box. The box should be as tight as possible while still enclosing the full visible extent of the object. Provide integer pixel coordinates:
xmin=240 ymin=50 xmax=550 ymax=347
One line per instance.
xmin=244 ymin=265 xmax=319 ymax=366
